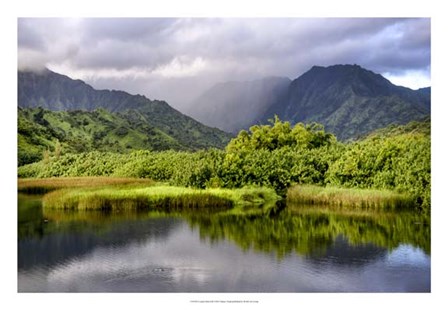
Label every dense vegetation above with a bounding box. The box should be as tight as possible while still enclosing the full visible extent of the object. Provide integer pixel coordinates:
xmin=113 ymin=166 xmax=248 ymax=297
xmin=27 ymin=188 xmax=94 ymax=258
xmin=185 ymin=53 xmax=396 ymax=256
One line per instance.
xmin=42 ymin=185 xmax=279 ymax=213
xmin=17 ymin=67 xmax=431 ymax=212
xmin=287 ymin=185 xmax=414 ymax=210
xmin=18 ymin=107 xmax=231 ymax=166
xmin=19 ymin=117 xmax=430 ymax=212
xmin=18 ymin=177 xmax=155 ymax=194
xmin=18 ymin=69 xmax=232 ymax=166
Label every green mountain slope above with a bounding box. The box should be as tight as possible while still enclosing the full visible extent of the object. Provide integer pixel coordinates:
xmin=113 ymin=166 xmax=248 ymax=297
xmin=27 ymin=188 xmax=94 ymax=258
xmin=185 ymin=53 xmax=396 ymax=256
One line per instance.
xmin=18 ymin=69 xmax=232 ymax=156
xmin=18 ymin=107 xmax=229 ymax=166
xmin=360 ymin=116 xmax=430 ymax=139
xmin=262 ymin=64 xmax=430 ymax=140
xmin=18 ymin=69 xmax=168 ymax=112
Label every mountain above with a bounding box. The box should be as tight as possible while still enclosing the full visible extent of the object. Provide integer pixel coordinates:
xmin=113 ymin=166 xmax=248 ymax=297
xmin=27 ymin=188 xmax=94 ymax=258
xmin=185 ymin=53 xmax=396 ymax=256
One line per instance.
xmin=186 ymin=77 xmax=291 ymax=133
xmin=19 ymin=68 xmax=167 ymax=112
xmin=18 ymin=107 xmax=195 ymax=166
xmin=362 ymin=116 xmax=430 ymax=139
xmin=187 ymin=65 xmax=430 ymax=140
xmin=18 ymin=69 xmax=232 ymax=161
xmin=417 ymin=87 xmax=431 ymax=102
xmin=262 ymin=64 xmax=430 ymax=140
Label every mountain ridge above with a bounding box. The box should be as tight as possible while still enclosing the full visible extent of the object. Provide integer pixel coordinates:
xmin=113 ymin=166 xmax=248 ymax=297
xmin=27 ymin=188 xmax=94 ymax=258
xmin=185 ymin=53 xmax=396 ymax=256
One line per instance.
xmin=266 ymin=64 xmax=430 ymax=140
xmin=18 ymin=69 xmax=233 ymax=161
xmin=187 ymin=64 xmax=430 ymax=140
xmin=19 ymin=68 xmax=174 ymax=112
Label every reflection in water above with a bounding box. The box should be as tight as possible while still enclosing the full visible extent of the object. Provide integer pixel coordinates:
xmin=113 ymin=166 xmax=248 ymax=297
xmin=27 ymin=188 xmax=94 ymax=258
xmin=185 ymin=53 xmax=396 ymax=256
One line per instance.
xmin=18 ymin=194 xmax=182 ymax=270
xmin=187 ymin=206 xmax=430 ymax=259
xmin=18 ymin=216 xmax=181 ymax=270
xmin=307 ymin=235 xmax=387 ymax=266
xmin=18 ymin=194 xmax=430 ymax=292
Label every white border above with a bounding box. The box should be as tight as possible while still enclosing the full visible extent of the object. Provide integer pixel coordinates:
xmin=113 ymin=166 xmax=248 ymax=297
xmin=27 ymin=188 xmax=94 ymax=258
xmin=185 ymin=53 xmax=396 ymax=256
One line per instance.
xmin=3 ymin=1 xmax=446 ymax=309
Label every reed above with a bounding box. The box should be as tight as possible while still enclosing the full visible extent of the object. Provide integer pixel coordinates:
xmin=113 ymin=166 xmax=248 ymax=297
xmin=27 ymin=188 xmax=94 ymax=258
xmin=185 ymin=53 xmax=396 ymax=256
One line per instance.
xmin=287 ymin=184 xmax=415 ymax=210
xmin=18 ymin=177 xmax=155 ymax=194
xmin=42 ymin=185 xmax=279 ymax=212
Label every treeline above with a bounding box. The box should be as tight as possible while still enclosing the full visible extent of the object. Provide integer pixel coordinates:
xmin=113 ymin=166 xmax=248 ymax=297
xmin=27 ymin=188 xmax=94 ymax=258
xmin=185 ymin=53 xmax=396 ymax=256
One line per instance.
xmin=18 ymin=117 xmax=430 ymax=211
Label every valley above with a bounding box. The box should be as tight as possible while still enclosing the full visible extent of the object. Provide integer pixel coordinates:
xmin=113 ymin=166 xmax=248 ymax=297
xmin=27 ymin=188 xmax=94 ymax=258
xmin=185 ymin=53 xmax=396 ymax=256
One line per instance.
xmin=17 ymin=63 xmax=431 ymax=293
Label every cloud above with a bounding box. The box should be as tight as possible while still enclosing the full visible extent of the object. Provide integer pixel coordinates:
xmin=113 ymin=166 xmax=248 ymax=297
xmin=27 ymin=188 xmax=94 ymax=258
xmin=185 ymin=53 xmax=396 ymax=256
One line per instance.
xmin=18 ymin=18 xmax=82 ymax=70
xmin=17 ymin=18 xmax=430 ymax=108
xmin=383 ymin=68 xmax=431 ymax=90
xmin=152 ymin=56 xmax=208 ymax=78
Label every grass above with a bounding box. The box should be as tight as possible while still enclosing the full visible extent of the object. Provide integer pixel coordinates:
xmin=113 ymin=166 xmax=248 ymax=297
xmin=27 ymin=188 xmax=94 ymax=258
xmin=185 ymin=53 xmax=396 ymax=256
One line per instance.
xmin=18 ymin=177 xmax=155 ymax=194
xmin=42 ymin=185 xmax=280 ymax=212
xmin=19 ymin=177 xmax=415 ymax=212
xmin=287 ymin=184 xmax=415 ymax=210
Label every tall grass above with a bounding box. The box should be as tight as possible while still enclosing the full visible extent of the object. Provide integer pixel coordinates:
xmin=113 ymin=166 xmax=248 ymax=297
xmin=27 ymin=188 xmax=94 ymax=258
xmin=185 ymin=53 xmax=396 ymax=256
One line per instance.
xmin=18 ymin=177 xmax=155 ymax=194
xmin=42 ymin=185 xmax=279 ymax=212
xmin=287 ymin=184 xmax=415 ymax=210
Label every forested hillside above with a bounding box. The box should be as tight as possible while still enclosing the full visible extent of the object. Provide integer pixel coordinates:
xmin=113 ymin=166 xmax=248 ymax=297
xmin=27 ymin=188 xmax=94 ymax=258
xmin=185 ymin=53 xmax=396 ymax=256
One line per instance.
xmin=18 ymin=107 xmax=231 ymax=166
xmin=18 ymin=69 xmax=232 ymax=162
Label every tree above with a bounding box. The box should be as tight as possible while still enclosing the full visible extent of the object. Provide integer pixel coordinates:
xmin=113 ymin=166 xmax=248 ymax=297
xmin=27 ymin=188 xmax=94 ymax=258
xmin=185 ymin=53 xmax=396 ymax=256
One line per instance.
xmin=226 ymin=116 xmax=336 ymax=153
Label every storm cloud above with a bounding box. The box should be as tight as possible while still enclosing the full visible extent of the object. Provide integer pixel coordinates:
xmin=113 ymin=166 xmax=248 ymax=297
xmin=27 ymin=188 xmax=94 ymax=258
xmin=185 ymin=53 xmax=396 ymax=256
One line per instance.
xmin=17 ymin=18 xmax=430 ymax=110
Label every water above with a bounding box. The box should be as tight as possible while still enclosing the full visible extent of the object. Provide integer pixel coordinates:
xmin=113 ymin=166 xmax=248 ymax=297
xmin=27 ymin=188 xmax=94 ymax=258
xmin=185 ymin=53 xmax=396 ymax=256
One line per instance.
xmin=18 ymin=194 xmax=430 ymax=292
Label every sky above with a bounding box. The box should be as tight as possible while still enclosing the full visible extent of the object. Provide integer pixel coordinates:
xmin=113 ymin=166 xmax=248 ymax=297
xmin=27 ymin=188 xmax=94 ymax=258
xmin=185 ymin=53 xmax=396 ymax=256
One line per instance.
xmin=18 ymin=17 xmax=431 ymax=111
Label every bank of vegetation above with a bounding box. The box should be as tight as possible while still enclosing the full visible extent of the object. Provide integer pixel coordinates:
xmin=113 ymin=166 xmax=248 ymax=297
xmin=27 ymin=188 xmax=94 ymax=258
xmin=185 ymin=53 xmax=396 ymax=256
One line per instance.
xmin=42 ymin=185 xmax=279 ymax=213
xmin=287 ymin=185 xmax=415 ymax=210
xmin=18 ymin=117 xmax=430 ymax=212
xmin=18 ymin=177 xmax=155 ymax=194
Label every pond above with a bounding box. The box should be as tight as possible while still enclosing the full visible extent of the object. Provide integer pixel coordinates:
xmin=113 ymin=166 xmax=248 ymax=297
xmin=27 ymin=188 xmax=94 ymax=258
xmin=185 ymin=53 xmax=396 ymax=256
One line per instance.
xmin=18 ymin=194 xmax=430 ymax=292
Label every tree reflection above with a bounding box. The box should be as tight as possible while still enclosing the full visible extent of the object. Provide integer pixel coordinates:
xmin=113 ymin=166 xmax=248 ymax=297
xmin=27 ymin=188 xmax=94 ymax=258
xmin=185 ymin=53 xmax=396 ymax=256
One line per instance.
xmin=187 ymin=205 xmax=430 ymax=259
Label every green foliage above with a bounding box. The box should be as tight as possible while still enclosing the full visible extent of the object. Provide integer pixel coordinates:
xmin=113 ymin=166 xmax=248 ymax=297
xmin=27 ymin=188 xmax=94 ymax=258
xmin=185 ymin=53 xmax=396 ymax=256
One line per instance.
xmin=222 ymin=117 xmax=338 ymax=193
xmin=18 ymin=177 xmax=154 ymax=194
xmin=18 ymin=118 xmax=430 ymax=211
xmin=226 ymin=116 xmax=335 ymax=153
xmin=358 ymin=116 xmax=430 ymax=139
xmin=42 ymin=185 xmax=279 ymax=213
xmin=18 ymin=69 xmax=232 ymax=154
xmin=287 ymin=185 xmax=415 ymax=210
xmin=18 ymin=107 xmax=231 ymax=166
xmin=326 ymin=130 xmax=430 ymax=210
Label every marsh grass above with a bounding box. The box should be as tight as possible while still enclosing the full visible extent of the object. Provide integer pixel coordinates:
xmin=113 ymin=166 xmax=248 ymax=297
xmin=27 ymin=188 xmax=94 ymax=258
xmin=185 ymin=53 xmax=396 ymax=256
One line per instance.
xmin=42 ymin=185 xmax=279 ymax=212
xmin=18 ymin=177 xmax=155 ymax=194
xmin=287 ymin=184 xmax=415 ymax=210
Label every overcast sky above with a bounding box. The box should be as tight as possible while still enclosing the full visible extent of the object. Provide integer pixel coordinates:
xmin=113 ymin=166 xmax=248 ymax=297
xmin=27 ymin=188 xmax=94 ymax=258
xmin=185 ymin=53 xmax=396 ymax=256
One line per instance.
xmin=18 ymin=18 xmax=430 ymax=110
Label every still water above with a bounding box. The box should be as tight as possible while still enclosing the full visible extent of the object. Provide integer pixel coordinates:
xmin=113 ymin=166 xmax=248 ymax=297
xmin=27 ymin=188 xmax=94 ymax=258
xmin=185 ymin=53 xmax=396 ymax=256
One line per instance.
xmin=18 ymin=194 xmax=430 ymax=292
